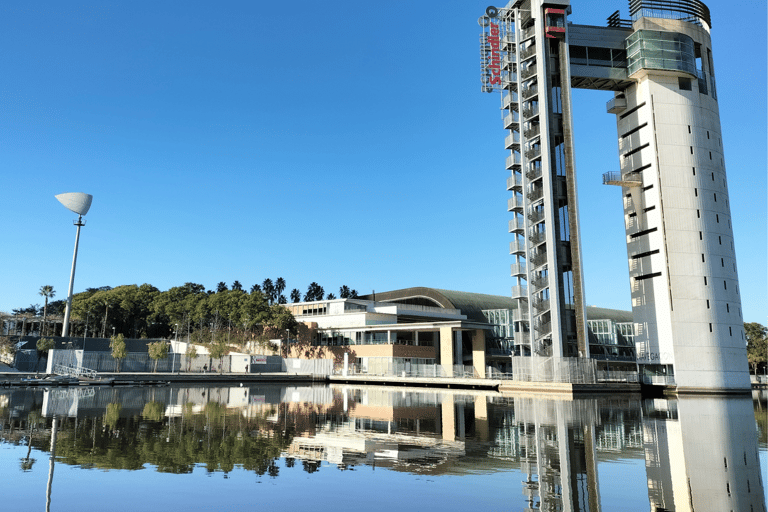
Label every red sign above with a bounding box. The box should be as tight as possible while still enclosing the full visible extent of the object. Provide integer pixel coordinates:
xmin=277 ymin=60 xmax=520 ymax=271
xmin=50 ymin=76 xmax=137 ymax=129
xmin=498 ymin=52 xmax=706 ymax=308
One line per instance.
xmin=488 ymin=23 xmax=501 ymax=85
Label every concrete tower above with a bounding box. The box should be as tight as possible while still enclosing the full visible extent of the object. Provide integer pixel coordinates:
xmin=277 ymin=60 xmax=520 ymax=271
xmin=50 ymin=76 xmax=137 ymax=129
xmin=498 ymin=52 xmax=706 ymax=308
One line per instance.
xmin=479 ymin=0 xmax=751 ymax=391
xmin=607 ymin=3 xmax=750 ymax=392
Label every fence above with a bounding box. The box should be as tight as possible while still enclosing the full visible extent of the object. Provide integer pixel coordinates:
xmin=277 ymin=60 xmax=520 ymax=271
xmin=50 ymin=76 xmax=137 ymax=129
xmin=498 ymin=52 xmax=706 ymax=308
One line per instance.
xmin=334 ymin=358 xmax=476 ymax=379
xmin=47 ymin=349 xmax=231 ymax=374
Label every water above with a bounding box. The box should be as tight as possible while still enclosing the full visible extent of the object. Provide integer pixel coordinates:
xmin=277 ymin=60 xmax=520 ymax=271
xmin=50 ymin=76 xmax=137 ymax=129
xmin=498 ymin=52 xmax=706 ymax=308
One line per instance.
xmin=1 ymin=384 xmax=766 ymax=512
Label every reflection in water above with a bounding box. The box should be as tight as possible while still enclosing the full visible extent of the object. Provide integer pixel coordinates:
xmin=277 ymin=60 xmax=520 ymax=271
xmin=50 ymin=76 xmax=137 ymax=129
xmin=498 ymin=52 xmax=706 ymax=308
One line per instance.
xmin=0 ymin=385 xmax=764 ymax=512
xmin=643 ymin=396 xmax=765 ymax=512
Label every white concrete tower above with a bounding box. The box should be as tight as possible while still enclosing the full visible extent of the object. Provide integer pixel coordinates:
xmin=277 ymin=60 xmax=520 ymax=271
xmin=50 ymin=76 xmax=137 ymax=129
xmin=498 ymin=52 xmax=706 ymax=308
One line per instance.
xmin=608 ymin=1 xmax=750 ymax=391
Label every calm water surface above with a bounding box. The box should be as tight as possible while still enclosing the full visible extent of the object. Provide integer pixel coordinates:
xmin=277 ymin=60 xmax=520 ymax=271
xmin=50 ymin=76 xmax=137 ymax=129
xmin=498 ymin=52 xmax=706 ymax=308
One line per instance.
xmin=1 ymin=384 xmax=766 ymax=512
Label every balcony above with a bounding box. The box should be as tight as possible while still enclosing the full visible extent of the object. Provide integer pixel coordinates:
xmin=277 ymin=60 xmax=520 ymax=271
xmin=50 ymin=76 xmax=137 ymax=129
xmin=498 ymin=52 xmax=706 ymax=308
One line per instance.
xmin=508 ymin=195 xmax=525 ymax=212
xmin=524 ymin=125 xmax=540 ymax=139
xmin=526 ymin=186 xmax=543 ymax=203
xmin=602 ymin=171 xmax=642 ymax=187
xmin=505 ymin=132 xmax=520 ymax=150
xmin=506 ymin=174 xmax=523 ymax=191
xmin=526 ymin=166 xmax=542 ymax=182
xmin=508 ymin=217 xmax=525 ymax=233
xmin=511 ymin=285 xmax=528 ymax=300
xmin=502 ymin=93 xmax=518 ymax=111
xmin=532 ymin=298 xmax=550 ymax=314
xmin=503 ymin=113 xmax=519 ymax=129
xmin=528 ymin=230 xmax=546 ymax=247
xmin=522 ymin=106 xmax=538 ymax=119
xmin=529 ymin=251 xmax=548 ymax=268
xmin=527 ymin=209 xmax=545 ymax=225
xmin=521 ymin=65 xmax=537 ymax=80
xmin=510 ymin=262 xmax=527 ymax=277
xmin=530 ymin=274 xmax=549 ymax=290
xmin=522 ymin=84 xmax=538 ymax=100
xmin=520 ymin=45 xmax=537 ymax=62
xmin=512 ymin=309 xmax=530 ymax=323
xmin=506 ymin=154 xmax=522 ymax=170
xmin=525 ymin=146 xmax=541 ymax=161
xmin=606 ymin=95 xmax=627 ymax=114
xmin=509 ymin=239 xmax=526 ymax=255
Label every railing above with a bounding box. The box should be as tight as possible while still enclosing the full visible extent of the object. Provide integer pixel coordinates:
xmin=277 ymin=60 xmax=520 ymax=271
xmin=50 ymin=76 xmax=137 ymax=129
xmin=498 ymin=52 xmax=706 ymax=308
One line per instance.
xmin=524 ymin=126 xmax=540 ymax=139
xmin=505 ymin=133 xmax=520 ymax=148
xmin=522 ymin=106 xmax=538 ymax=119
xmin=528 ymin=231 xmax=546 ymax=246
xmin=641 ymin=375 xmax=676 ymax=386
xmin=54 ymin=364 xmax=97 ymax=380
xmin=521 ymin=65 xmax=537 ymax=80
xmin=527 ymin=187 xmax=543 ymax=203
xmin=526 ymin=167 xmax=542 ymax=181
xmin=520 ymin=45 xmax=537 ymax=61
xmin=507 ymin=175 xmax=523 ymax=191
xmin=510 ymin=262 xmax=527 ymax=276
xmin=528 ymin=209 xmax=545 ymax=224
xmin=529 ymin=251 xmax=548 ymax=268
xmin=503 ymin=113 xmax=519 ymax=129
xmin=509 ymin=239 xmax=526 ymax=254
xmin=525 ymin=147 xmax=542 ymax=160
xmin=522 ymin=84 xmax=538 ymax=99
xmin=506 ymin=154 xmax=521 ymax=168
xmin=511 ymin=285 xmax=528 ymax=299
xmin=507 ymin=196 xmax=525 ymax=211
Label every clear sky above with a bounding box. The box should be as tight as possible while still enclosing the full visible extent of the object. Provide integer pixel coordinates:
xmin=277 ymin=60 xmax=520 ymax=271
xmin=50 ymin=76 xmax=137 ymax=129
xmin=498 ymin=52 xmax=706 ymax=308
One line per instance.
xmin=1 ymin=0 xmax=765 ymax=323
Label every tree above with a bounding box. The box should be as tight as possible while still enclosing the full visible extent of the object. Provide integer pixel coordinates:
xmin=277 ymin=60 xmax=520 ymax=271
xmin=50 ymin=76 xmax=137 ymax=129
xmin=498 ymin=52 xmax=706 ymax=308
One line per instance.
xmin=110 ymin=334 xmax=127 ymax=372
xmin=327 ymin=293 xmax=336 ymax=300
xmin=304 ymin=283 xmax=324 ymax=302
xmin=290 ymin=289 xmax=301 ymax=303
xmin=250 ymin=283 xmax=262 ymax=294
xmin=745 ymin=322 xmax=767 ymax=375
xmin=36 ymin=337 xmax=55 ymax=371
xmin=216 ymin=282 xmax=228 ymax=293
xmin=209 ymin=341 xmax=228 ymax=373
xmin=277 ymin=294 xmax=287 ymax=304
xmin=185 ymin=344 xmax=198 ymax=371
xmin=231 ymin=281 xmax=243 ymax=291
xmin=148 ymin=341 xmax=169 ymax=372
xmin=262 ymin=279 xmax=275 ymax=304
xmin=39 ymin=286 xmax=55 ymax=336
xmin=350 ymin=290 xmax=359 ymax=298
xmin=339 ymin=285 xmax=351 ymax=299
xmin=275 ymin=278 xmax=286 ymax=299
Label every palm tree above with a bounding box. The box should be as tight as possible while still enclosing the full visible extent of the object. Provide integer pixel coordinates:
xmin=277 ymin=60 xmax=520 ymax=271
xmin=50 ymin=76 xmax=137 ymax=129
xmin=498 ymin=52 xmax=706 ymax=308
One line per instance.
xmin=339 ymin=285 xmax=351 ymax=299
xmin=250 ymin=283 xmax=262 ymax=294
xmin=262 ymin=279 xmax=275 ymax=304
xmin=231 ymin=281 xmax=243 ymax=291
xmin=290 ymin=289 xmax=301 ymax=303
xmin=216 ymin=282 xmax=228 ymax=293
xmin=275 ymin=277 xmax=286 ymax=299
xmin=39 ymin=286 xmax=55 ymax=336
xmin=327 ymin=293 xmax=336 ymax=300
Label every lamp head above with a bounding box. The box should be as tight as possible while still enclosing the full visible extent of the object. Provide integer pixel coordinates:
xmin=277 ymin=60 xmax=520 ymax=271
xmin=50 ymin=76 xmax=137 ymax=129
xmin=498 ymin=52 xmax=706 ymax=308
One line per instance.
xmin=55 ymin=193 xmax=93 ymax=216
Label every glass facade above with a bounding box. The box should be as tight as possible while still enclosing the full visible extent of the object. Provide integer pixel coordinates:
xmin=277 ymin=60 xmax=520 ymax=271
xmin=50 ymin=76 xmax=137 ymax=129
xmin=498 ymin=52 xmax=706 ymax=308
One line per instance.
xmin=626 ymin=30 xmax=696 ymax=76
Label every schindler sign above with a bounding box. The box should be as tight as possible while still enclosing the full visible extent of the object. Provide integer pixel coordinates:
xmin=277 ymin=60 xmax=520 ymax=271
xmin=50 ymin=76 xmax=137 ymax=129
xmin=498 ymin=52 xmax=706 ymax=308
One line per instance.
xmin=479 ymin=6 xmax=504 ymax=93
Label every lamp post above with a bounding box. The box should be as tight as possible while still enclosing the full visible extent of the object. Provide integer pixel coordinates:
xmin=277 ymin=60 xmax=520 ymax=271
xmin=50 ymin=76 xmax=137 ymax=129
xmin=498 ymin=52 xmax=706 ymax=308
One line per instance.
xmin=55 ymin=193 xmax=92 ymax=338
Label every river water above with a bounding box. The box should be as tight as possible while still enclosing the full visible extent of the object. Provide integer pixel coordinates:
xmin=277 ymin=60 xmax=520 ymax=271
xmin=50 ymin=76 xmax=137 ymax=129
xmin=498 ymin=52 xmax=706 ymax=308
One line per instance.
xmin=1 ymin=384 xmax=765 ymax=512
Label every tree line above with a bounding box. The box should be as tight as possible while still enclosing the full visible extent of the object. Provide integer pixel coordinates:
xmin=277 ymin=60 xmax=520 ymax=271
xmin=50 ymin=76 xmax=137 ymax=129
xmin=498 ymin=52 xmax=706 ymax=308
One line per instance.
xmin=4 ymin=280 xmax=360 ymax=345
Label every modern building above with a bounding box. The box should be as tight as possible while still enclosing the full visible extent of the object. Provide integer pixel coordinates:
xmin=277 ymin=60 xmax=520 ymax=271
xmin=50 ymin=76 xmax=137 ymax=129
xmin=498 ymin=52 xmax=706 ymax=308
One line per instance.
xmin=478 ymin=0 xmax=750 ymax=391
xmin=285 ymin=287 xmax=634 ymax=377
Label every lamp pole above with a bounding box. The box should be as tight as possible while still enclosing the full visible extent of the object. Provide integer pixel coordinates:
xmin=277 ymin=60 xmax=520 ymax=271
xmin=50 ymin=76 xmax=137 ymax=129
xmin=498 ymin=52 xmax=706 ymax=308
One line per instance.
xmin=56 ymin=193 xmax=92 ymax=338
xmin=61 ymin=215 xmax=84 ymax=338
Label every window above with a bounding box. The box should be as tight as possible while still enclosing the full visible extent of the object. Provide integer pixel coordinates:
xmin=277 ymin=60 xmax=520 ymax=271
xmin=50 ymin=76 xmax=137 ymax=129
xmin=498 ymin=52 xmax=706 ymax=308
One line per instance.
xmin=719 ymin=236 xmax=722 ymax=244
xmin=699 ymin=231 xmax=702 ymax=240
xmin=701 ymin=254 xmax=705 ymax=262
xmin=706 ymin=299 xmax=710 ymax=309
xmin=704 ymin=276 xmax=708 ymax=285
xmin=714 ymin=193 xmax=717 ymax=202
xmin=709 ymin=151 xmax=712 ymax=160
xmin=679 ymin=77 xmax=692 ymax=90
xmin=711 ymin=172 xmax=714 ymax=181
xmin=716 ymin=214 xmax=719 ymax=222
xmin=709 ymin=323 xmax=712 ymax=332
xmin=721 ymin=257 xmax=724 ymax=267
xmin=707 ymin=131 xmax=710 ymax=139
xmin=690 ymin=146 xmax=694 ymax=154
xmin=694 ymin=188 xmax=698 ymax=197
xmin=692 ymin=166 xmax=696 ymax=175
xmin=726 ymin=303 xmax=729 ymax=313
xmin=687 ymin=125 xmax=691 ymax=133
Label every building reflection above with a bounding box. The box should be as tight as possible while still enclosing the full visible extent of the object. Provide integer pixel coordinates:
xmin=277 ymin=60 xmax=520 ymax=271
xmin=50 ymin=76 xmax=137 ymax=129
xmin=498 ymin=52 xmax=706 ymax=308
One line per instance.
xmin=643 ymin=395 xmax=765 ymax=512
xmin=0 ymin=384 xmax=764 ymax=512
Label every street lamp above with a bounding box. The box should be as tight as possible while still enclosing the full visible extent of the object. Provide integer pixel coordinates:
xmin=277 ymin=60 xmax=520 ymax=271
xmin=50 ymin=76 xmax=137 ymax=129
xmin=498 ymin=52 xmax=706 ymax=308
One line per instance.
xmin=55 ymin=193 xmax=92 ymax=338
xmin=174 ymin=324 xmax=179 ymax=341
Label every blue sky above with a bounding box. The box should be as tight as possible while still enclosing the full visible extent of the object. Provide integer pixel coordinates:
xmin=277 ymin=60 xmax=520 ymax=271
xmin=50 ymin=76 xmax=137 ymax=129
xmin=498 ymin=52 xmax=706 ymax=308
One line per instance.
xmin=1 ymin=0 xmax=765 ymax=323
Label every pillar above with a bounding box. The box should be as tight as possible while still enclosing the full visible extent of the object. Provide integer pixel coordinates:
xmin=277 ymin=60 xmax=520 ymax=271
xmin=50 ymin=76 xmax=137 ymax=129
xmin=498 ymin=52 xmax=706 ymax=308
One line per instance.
xmin=439 ymin=326 xmax=454 ymax=370
xmin=471 ymin=329 xmax=486 ymax=378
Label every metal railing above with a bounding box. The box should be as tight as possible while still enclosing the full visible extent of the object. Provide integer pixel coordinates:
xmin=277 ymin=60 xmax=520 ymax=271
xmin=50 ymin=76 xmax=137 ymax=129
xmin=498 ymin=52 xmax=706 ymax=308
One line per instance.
xmin=54 ymin=364 xmax=97 ymax=380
